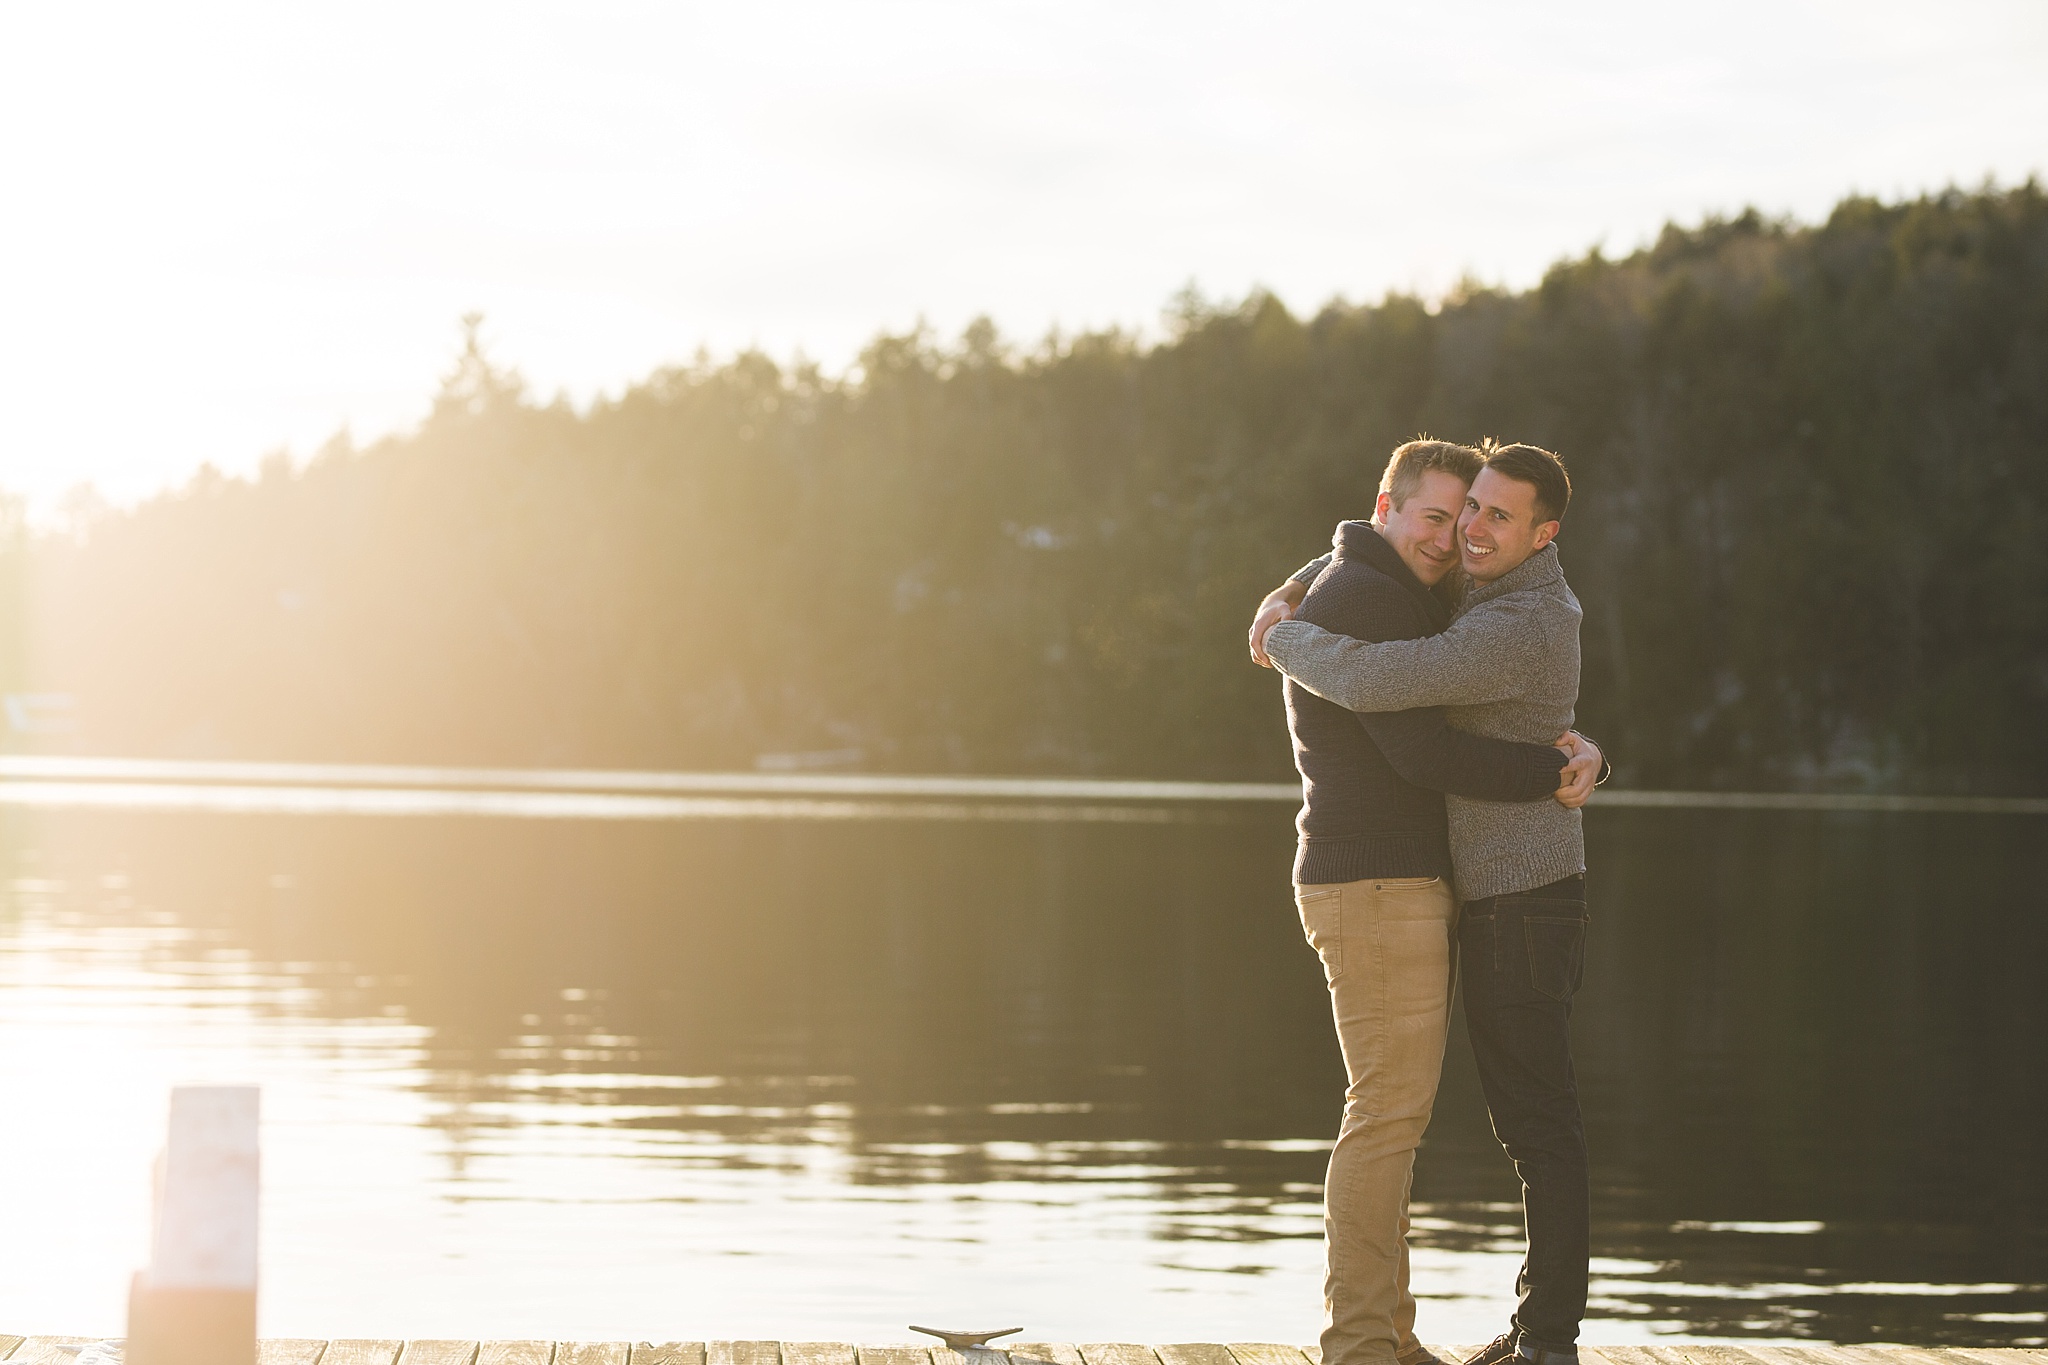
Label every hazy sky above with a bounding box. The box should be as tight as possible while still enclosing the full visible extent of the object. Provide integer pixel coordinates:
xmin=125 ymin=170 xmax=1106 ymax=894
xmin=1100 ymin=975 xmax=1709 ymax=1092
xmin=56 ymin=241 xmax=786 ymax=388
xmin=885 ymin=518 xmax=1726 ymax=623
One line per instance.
xmin=2 ymin=0 xmax=2044 ymax=509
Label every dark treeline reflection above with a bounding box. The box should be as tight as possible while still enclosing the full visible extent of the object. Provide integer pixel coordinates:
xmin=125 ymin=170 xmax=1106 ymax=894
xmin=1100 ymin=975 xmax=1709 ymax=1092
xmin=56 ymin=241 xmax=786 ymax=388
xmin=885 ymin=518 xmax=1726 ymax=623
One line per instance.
xmin=16 ymin=184 xmax=2048 ymax=792
xmin=10 ymin=805 xmax=2043 ymax=1342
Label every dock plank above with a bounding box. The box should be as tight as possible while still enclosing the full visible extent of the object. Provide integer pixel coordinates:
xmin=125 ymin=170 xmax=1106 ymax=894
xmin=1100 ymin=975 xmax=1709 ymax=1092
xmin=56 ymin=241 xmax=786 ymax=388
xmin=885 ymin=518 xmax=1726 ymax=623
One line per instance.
xmin=1767 ymin=1350 xmax=1911 ymax=1365
xmin=479 ymin=1345 xmax=553 ymax=1365
xmin=6 ymin=1342 xmax=97 ymax=1365
xmin=635 ymin=1347 xmax=707 ymax=1365
xmin=2 ymin=1340 xmax=2038 ymax=1365
xmin=1668 ymin=1347 xmax=1782 ymax=1365
xmin=556 ymin=1347 xmax=630 ymax=1365
xmin=1228 ymin=1348 xmax=1311 ymax=1365
xmin=930 ymin=1348 xmax=1014 ymax=1365
xmin=324 ymin=1344 xmax=406 ymax=1365
xmin=1863 ymin=1350 xmax=1976 ymax=1365
xmin=711 ymin=1346 xmax=783 ymax=1365
xmin=783 ymin=1347 xmax=854 ymax=1365
xmin=1157 ymin=1348 xmax=1237 ymax=1365
xmin=1778 ymin=1350 xmax=1904 ymax=1365
xmin=402 ymin=1345 xmax=481 ymax=1365
xmin=1739 ymin=1350 xmax=1840 ymax=1365
xmin=1661 ymin=1350 xmax=1746 ymax=1365
xmin=260 ymin=1342 xmax=331 ymax=1365
xmin=856 ymin=1349 xmax=931 ymax=1365
xmin=1593 ymin=1347 xmax=1697 ymax=1365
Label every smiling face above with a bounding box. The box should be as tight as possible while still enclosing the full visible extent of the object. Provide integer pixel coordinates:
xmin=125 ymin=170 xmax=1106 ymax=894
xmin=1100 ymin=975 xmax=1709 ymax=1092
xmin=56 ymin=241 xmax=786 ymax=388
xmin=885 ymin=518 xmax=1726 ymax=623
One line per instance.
xmin=1458 ymin=465 xmax=1560 ymax=582
xmin=1374 ymin=468 xmax=1470 ymax=586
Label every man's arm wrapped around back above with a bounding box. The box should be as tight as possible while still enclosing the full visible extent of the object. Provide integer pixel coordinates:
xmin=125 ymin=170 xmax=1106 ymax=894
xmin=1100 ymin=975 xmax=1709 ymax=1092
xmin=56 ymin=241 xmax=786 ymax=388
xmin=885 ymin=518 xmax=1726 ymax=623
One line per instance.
xmin=1264 ymin=593 xmax=1547 ymax=712
xmin=1291 ymin=553 xmax=1332 ymax=586
xmin=1361 ymin=704 xmax=1565 ymax=801
xmin=1290 ymin=559 xmax=1564 ymax=802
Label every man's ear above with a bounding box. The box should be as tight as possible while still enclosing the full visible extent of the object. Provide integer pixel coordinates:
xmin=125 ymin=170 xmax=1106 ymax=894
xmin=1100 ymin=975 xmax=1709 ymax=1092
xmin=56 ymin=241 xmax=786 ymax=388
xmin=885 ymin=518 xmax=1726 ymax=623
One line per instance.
xmin=1532 ymin=520 xmax=1561 ymax=551
xmin=1373 ymin=491 xmax=1394 ymax=523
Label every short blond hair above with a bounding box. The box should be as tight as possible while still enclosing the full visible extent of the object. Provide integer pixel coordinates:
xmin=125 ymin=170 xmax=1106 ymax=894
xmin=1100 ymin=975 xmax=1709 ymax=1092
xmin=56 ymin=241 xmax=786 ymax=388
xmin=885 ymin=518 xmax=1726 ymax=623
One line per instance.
xmin=1379 ymin=438 xmax=1482 ymax=511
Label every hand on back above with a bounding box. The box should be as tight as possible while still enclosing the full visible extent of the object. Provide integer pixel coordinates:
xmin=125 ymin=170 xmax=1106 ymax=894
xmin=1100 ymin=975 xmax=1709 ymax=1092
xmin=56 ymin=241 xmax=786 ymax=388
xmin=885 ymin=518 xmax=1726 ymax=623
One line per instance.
xmin=1553 ymin=731 xmax=1602 ymax=808
xmin=1249 ymin=580 xmax=1306 ymax=667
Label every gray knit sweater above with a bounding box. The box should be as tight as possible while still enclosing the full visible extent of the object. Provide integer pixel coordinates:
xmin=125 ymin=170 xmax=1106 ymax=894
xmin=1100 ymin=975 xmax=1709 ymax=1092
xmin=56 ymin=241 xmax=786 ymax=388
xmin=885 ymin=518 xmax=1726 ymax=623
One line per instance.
xmin=1263 ymin=543 xmax=1584 ymax=902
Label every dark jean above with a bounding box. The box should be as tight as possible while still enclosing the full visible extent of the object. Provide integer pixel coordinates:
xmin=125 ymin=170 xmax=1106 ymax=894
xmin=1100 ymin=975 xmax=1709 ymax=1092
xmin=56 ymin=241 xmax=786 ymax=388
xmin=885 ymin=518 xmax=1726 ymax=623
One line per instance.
xmin=1458 ymin=873 xmax=1591 ymax=1350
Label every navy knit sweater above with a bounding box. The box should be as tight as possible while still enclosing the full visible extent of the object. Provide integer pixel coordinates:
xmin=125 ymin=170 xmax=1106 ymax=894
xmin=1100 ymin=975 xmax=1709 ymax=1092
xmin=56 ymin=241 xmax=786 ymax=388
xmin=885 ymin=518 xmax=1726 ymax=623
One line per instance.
xmin=1285 ymin=520 xmax=1567 ymax=885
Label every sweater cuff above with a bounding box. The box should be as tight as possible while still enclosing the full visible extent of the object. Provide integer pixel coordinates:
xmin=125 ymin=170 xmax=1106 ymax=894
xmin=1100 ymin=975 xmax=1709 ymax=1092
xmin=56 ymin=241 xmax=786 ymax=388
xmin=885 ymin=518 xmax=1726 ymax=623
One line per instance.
xmin=1290 ymin=555 xmax=1331 ymax=586
xmin=1263 ymin=618 xmax=1312 ymax=669
xmin=1521 ymin=742 xmax=1568 ymax=799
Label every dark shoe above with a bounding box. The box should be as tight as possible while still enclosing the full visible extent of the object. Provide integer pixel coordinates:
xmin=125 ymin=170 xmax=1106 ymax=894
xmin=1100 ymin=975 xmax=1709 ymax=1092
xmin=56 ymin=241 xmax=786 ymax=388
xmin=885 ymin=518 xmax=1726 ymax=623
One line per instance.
xmin=1398 ymin=1347 xmax=1449 ymax=1365
xmin=1460 ymin=1335 xmax=1519 ymax=1365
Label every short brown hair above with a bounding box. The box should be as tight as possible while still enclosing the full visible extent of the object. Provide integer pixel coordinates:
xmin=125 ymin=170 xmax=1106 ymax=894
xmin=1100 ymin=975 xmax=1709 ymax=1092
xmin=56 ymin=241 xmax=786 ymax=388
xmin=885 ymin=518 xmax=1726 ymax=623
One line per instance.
xmin=1479 ymin=440 xmax=1571 ymax=523
xmin=1379 ymin=438 xmax=1482 ymax=511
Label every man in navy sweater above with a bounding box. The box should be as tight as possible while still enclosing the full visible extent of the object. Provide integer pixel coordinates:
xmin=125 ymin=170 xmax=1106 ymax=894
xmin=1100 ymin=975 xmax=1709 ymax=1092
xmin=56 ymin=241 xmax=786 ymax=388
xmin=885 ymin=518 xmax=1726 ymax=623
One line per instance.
xmin=1248 ymin=440 xmax=1600 ymax=1365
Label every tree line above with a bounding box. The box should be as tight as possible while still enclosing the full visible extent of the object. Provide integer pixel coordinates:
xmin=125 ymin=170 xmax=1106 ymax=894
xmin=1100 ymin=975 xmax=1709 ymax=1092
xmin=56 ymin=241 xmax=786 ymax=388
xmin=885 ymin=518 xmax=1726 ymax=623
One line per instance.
xmin=16 ymin=183 xmax=2048 ymax=793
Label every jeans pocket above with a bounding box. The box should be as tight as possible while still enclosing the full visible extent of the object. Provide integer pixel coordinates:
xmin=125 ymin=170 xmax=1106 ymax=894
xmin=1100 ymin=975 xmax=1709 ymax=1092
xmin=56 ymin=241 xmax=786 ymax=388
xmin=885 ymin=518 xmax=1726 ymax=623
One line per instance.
xmin=1295 ymin=886 xmax=1343 ymax=982
xmin=1522 ymin=911 xmax=1588 ymax=1002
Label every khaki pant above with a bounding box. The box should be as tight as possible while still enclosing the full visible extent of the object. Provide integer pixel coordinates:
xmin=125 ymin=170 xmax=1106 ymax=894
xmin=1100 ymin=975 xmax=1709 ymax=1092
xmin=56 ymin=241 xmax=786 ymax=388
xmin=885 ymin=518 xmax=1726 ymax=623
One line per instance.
xmin=1295 ymin=874 xmax=1459 ymax=1365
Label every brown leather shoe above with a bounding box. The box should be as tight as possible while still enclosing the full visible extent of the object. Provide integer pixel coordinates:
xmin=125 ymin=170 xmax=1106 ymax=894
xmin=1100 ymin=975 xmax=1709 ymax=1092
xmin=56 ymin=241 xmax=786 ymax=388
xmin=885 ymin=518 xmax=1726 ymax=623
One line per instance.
xmin=1460 ymin=1334 xmax=1520 ymax=1365
xmin=1398 ymin=1346 xmax=1450 ymax=1365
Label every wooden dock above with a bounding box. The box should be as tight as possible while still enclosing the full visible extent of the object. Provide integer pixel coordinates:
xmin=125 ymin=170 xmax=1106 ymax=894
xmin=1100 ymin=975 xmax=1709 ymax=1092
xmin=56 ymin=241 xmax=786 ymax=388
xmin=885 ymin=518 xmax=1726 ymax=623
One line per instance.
xmin=2 ymin=1340 xmax=2042 ymax=1365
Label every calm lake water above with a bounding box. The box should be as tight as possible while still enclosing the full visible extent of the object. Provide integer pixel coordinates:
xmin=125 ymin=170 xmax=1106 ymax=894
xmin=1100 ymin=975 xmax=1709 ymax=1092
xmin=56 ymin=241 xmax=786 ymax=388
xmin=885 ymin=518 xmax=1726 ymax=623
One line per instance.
xmin=0 ymin=800 xmax=2040 ymax=1346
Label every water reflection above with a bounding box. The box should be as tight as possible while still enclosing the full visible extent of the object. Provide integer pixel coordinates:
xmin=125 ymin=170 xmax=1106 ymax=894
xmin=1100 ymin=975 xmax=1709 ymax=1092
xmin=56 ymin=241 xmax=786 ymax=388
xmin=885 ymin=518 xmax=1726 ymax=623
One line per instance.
xmin=0 ymin=805 xmax=2038 ymax=1345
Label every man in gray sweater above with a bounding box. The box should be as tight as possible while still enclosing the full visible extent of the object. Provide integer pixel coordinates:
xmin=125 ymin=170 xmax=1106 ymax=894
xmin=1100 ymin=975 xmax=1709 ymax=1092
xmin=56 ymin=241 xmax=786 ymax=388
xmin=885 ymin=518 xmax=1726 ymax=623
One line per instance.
xmin=1253 ymin=442 xmax=1595 ymax=1365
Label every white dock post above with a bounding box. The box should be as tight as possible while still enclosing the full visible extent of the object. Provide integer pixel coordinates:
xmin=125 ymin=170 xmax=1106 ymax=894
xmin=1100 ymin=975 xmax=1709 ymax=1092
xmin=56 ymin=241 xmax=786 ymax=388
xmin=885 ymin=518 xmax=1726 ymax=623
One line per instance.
xmin=127 ymin=1085 xmax=260 ymax=1365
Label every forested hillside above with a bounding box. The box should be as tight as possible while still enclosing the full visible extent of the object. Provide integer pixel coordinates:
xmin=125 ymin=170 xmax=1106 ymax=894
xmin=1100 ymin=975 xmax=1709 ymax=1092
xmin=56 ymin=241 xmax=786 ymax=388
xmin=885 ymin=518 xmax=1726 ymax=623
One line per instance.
xmin=17 ymin=184 xmax=2048 ymax=793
